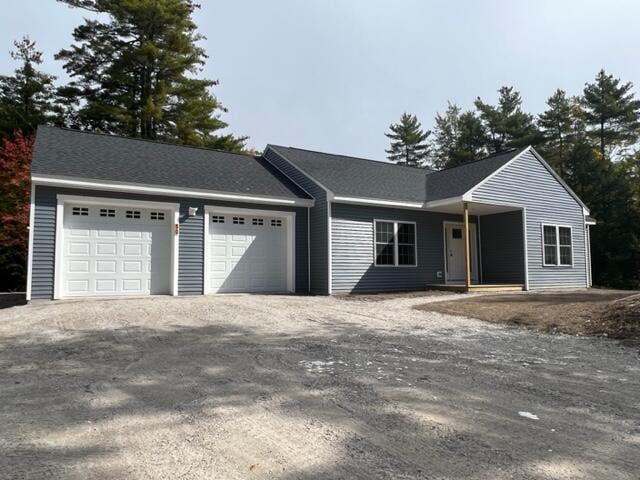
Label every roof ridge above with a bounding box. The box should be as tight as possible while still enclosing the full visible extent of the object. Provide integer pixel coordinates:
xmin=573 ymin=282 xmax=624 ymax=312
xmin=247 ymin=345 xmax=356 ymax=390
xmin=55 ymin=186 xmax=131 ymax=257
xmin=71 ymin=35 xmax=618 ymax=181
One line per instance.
xmin=269 ymin=144 xmax=432 ymax=172
xmin=430 ymin=147 xmax=526 ymax=174
xmin=39 ymin=125 xmax=255 ymax=159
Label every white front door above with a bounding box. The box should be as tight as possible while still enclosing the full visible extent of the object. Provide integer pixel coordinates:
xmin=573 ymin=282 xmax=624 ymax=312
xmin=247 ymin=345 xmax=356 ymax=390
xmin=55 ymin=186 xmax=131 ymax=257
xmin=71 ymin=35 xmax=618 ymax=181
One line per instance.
xmin=62 ymin=203 xmax=172 ymax=297
xmin=444 ymin=222 xmax=478 ymax=283
xmin=207 ymin=212 xmax=290 ymax=293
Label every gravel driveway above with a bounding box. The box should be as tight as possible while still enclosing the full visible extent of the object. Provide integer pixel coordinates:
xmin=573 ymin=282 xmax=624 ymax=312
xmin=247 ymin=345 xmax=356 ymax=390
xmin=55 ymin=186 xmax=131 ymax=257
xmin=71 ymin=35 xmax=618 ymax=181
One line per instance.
xmin=0 ymin=294 xmax=638 ymax=479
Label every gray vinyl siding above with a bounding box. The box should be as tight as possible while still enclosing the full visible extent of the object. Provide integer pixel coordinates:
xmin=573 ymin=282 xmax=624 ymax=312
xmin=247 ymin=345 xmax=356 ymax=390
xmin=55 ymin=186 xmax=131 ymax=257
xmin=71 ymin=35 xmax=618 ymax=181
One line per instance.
xmin=330 ymin=203 xmax=474 ymax=293
xmin=472 ymin=150 xmax=588 ymax=288
xmin=479 ymin=211 xmax=525 ymax=284
xmin=263 ymin=148 xmax=329 ymax=294
xmin=29 ymin=185 xmax=309 ymax=299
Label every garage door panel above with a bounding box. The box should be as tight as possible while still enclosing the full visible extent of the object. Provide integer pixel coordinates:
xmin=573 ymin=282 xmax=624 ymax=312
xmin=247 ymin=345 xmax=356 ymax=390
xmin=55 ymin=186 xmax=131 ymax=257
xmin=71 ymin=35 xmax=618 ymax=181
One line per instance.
xmin=62 ymin=203 xmax=171 ymax=297
xmin=207 ymin=213 xmax=289 ymax=293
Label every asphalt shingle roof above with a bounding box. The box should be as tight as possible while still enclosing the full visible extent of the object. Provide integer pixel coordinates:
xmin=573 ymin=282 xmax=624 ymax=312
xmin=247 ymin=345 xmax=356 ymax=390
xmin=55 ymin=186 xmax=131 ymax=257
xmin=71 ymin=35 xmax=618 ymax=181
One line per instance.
xmin=32 ymin=126 xmax=311 ymax=200
xmin=268 ymin=145 xmax=527 ymax=203
xmin=267 ymin=145 xmax=431 ymax=203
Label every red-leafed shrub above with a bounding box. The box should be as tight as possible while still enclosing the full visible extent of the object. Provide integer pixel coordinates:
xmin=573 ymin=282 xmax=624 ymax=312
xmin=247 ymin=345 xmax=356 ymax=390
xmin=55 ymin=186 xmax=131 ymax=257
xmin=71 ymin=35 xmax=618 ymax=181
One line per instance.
xmin=0 ymin=131 xmax=33 ymax=291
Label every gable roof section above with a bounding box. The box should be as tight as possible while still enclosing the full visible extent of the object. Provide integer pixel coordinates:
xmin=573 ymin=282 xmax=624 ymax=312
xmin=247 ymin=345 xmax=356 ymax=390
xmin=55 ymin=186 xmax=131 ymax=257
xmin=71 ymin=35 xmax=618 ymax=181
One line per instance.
xmin=266 ymin=145 xmax=431 ymax=203
xmin=425 ymin=148 xmax=525 ymax=202
xmin=32 ymin=126 xmax=311 ymax=203
xmin=267 ymin=144 xmax=529 ymax=206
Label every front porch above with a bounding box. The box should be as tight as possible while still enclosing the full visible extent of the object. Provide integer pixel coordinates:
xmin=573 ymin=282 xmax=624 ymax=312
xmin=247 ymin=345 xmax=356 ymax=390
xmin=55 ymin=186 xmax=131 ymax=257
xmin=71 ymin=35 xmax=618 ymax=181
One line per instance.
xmin=427 ymin=283 xmax=525 ymax=293
xmin=430 ymin=199 xmax=527 ymax=293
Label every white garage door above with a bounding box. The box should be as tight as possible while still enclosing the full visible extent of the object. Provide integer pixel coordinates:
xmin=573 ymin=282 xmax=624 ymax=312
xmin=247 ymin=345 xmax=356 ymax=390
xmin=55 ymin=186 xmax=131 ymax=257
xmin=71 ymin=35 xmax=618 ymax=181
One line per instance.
xmin=207 ymin=212 xmax=289 ymax=293
xmin=62 ymin=203 xmax=172 ymax=297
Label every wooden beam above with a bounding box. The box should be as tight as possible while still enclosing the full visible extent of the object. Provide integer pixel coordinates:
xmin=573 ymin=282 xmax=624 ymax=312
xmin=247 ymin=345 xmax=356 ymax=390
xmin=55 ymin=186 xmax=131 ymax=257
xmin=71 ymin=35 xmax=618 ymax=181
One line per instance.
xmin=463 ymin=202 xmax=471 ymax=290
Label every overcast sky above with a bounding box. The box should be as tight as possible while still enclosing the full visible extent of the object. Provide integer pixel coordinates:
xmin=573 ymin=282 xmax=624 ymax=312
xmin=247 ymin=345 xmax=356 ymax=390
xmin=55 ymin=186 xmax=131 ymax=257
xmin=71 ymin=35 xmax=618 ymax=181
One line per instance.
xmin=1 ymin=0 xmax=639 ymax=158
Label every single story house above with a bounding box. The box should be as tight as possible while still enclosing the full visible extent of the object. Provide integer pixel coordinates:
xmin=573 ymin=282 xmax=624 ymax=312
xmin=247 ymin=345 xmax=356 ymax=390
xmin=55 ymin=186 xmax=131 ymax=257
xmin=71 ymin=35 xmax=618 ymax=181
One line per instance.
xmin=26 ymin=126 xmax=596 ymax=300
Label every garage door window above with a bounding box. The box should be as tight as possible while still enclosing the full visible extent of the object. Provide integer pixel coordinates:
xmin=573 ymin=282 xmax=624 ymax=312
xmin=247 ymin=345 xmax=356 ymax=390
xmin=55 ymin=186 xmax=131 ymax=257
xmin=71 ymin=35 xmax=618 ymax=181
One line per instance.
xmin=271 ymin=219 xmax=282 ymax=227
xmin=150 ymin=212 xmax=165 ymax=220
xmin=252 ymin=218 xmax=264 ymax=226
xmin=99 ymin=208 xmax=115 ymax=217
xmin=126 ymin=210 xmax=141 ymax=219
xmin=211 ymin=215 xmax=225 ymax=223
xmin=233 ymin=217 xmax=245 ymax=224
xmin=72 ymin=207 xmax=89 ymax=216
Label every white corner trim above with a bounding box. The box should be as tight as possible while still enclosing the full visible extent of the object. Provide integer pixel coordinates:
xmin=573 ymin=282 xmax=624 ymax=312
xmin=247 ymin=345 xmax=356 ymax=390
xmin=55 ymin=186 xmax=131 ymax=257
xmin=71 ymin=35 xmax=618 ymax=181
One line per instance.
xmin=332 ymin=195 xmax=425 ymax=209
xmin=53 ymin=197 xmax=64 ymax=300
xmin=53 ymin=194 xmax=180 ymax=299
xmin=25 ymin=183 xmax=36 ymax=301
xmin=172 ymin=209 xmax=180 ymax=296
xmin=327 ymin=201 xmax=332 ymax=294
xmin=32 ymin=174 xmax=314 ymax=207
xmin=522 ymin=208 xmax=530 ymax=291
xmin=203 ymin=205 xmax=296 ymax=294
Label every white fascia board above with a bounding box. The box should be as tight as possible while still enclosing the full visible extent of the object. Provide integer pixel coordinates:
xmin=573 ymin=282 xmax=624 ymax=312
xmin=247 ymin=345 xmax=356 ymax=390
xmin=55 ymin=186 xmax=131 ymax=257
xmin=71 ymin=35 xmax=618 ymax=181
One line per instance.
xmin=585 ymin=219 xmax=597 ymax=225
xmin=32 ymin=174 xmax=314 ymax=207
xmin=423 ymin=196 xmax=465 ymax=209
xmin=332 ymin=195 xmax=425 ymax=209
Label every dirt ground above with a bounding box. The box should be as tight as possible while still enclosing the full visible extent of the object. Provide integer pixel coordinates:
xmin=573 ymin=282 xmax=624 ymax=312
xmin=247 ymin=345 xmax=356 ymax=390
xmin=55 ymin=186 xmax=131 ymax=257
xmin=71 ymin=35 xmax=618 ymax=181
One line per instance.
xmin=0 ymin=293 xmax=638 ymax=479
xmin=416 ymin=289 xmax=640 ymax=341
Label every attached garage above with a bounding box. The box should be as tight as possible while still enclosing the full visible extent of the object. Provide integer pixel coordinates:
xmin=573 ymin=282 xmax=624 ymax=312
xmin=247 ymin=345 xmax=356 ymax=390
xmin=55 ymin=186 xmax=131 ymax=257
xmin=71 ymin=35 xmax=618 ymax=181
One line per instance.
xmin=54 ymin=196 xmax=179 ymax=299
xmin=204 ymin=207 xmax=295 ymax=294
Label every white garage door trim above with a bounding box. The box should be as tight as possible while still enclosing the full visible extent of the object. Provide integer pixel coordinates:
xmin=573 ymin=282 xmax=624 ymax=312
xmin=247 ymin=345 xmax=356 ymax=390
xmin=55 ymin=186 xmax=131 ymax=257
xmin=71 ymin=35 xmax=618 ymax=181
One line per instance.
xmin=204 ymin=205 xmax=295 ymax=294
xmin=54 ymin=194 xmax=180 ymax=299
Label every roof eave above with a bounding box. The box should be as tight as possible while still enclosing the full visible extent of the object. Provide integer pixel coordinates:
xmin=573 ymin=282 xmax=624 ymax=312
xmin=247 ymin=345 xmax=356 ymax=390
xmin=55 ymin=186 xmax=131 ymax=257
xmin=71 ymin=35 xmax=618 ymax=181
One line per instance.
xmin=31 ymin=173 xmax=315 ymax=207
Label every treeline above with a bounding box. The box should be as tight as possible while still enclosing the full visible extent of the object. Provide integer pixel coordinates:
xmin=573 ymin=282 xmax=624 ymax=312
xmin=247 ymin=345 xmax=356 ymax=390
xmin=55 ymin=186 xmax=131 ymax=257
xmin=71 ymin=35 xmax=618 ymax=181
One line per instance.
xmin=0 ymin=0 xmax=247 ymax=290
xmin=386 ymin=72 xmax=640 ymax=289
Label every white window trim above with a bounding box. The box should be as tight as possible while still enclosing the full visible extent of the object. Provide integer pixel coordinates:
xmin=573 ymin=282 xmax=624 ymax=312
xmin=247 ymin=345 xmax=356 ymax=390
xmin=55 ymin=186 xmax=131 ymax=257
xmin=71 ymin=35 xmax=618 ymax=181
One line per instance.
xmin=541 ymin=224 xmax=573 ymax=267
xmin=203 ymin=205 xmax=296 ymax=294
xmin=373 ymin=219 xmax=418 ymax=268
xmin=53 ymin=195 xmax=180 ymax=299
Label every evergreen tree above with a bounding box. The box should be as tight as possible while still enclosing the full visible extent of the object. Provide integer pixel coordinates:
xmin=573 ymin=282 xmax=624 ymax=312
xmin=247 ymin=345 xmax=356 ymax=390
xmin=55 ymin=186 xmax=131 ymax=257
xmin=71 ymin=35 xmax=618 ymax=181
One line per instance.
xmin=537 ymin=89 xmax=575 ymax=177
xmin=474 ymin=86 xmax=540 ymax=153
xmin=0 ymin=37 xmax=60 ymax=137
xmin=582 ymin=69 xmax=640 ymax=161
xmin=431 ymin=102 xmax=486 ymax=169
xmin=385 ymin=112 xmax=430 ymax=166
xmin=55 ymin=0 xmax=246 ymax=151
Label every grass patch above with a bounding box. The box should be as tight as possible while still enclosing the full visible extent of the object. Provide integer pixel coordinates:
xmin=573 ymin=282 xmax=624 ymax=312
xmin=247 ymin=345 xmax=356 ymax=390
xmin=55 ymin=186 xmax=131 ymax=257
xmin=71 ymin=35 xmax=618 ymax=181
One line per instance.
xmin=415 ymin=290 xmax=640 ymax=342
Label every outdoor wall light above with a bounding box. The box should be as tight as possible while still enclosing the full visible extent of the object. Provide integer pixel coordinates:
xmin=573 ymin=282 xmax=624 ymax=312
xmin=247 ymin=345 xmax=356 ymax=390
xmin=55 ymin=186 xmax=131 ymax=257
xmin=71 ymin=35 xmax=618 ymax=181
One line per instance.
xmin=188 ymin=207 xmax=198 ymax=217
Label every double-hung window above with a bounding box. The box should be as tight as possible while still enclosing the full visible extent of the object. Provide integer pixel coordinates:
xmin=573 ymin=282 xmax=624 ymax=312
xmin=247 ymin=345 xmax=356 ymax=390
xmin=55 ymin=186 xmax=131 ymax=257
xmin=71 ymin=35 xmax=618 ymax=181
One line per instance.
xmin=542 ymin=224 xmax=572 ymax=266
xmin=374 ymin=220 xmax=417 ymax=266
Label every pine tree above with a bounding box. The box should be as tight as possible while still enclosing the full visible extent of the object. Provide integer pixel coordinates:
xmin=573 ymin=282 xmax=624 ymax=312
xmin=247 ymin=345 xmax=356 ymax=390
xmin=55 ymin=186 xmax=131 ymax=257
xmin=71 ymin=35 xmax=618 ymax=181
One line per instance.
xmin=431 ymin=102 xmax=486 ymax=169
xmin=55 ymin=0 xmax=246 ymax=151
xmin=0 ymin=37 xmax=60 ymax=138
xmin=582 ymin=69 xmax=640 ymax=161
xmin=385 ymin=113 xmax=430 ymax=166
xmin=537 ymin=89 xmax=576 ymax=177
xmin=474 ymin=86 xmax=540 ymax=153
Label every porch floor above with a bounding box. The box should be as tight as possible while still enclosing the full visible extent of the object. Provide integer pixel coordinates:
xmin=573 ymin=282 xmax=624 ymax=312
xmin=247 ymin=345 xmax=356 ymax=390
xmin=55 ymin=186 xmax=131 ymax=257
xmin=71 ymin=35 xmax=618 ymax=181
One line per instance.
xmin=427 ymin=284 xmax=525 ymax=293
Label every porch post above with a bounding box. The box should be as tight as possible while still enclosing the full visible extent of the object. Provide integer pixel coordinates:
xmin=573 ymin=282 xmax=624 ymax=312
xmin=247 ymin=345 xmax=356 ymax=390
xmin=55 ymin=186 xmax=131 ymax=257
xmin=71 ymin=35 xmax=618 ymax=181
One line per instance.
xmin=463 ymin=202 xmax=471 ymax=290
